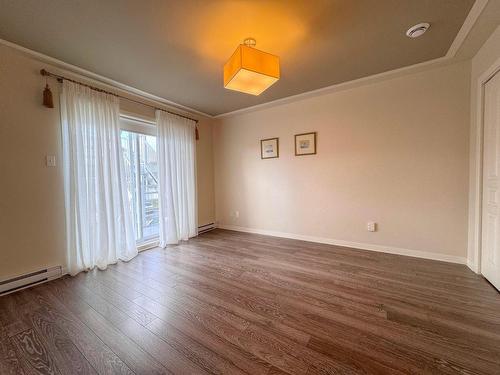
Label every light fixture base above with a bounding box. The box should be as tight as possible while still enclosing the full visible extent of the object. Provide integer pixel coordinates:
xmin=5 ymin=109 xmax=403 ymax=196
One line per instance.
xmin=243 ymin=38 xmax=256 ymax=48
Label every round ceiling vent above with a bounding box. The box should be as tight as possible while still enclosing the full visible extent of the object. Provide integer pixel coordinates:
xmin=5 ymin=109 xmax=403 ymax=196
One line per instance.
xmin=406 ymin=23 xmax=430 ymax=38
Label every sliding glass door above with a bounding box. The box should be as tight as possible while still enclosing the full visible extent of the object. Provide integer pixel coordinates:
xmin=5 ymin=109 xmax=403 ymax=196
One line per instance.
xmin=120 ymin=129 xmax=159 ymax=243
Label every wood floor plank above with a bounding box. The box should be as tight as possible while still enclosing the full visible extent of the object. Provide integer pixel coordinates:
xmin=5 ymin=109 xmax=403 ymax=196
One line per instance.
xmin=138 ymin=255 xmax=429 ymax=373
xmin=157 ymin=247 xmax=500 ymax=313
xmin=77 ymin=273 xmax=157 ymax=326
xmin=47 ymin=280 xmax=169 ymax=375
xmin=16 ymin=303 xmax=97 ymax=375
xmin=2 ymin=229 xmax=500 ymax=374
xmin=307 ymin=336 xmax=407 ymax=375
xmin=143 ymin=300 xmax=271 ymax=375
xmin=61 ymin=276 xmax=209 ymax=375
xmin=0 ymin=338 xmax=26 ymax=375
xmin=268 ymin=366 xmax=293 ymax=375
xmin=138 ymin=263 xmax=313 ymax=345
xmin=144 ymin=285 xmax=251 ymax=332
xmin=140 ymin=242 xmax=500 ymax=372
xmin=234 ymin=325 xmax=309 ymax=375
xmin=145 ymin=317 xmax=248 ymax=375
xmin=26 ymin=286 xmax=135 ymax=375
xmin=0 ymin=294 xmax=31 ymax=337
xmin=11 ymin=328 xmax=62 ymax=375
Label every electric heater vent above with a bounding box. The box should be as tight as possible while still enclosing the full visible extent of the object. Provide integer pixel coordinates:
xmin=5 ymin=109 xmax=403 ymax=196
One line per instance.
xmin=0 ymin=266 xmax=63 ymax=296
xmin=198 ymin=222 xmax=216 ymax=234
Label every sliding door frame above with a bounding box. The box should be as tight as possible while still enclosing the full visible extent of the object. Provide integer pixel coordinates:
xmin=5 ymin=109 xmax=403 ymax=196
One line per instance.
xmin=120 ymin=114 xmax=159 ymax=251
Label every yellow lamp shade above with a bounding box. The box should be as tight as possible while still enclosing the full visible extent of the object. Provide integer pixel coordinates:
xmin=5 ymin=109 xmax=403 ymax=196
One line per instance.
xmin=224 ymin=44 xmax=280 ymax=95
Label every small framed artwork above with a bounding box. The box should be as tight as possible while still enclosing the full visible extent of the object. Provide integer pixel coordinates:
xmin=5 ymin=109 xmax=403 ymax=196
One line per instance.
xmin=295 ymin=132 xmax=317 ymax=156
xmin=261 ymin=137 xmax=279 ymax=159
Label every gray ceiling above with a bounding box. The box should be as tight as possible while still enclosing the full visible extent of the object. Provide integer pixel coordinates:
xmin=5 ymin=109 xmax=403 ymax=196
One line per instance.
xmin=0 ymin=0 xmax=476 ymax=116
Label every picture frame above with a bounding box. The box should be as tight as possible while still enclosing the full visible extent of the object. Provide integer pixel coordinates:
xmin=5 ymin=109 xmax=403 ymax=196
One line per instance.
xmin=260 ymin=137 xmax=279 ymax=159
xmin=295 ymin=132 xmax=317 ymax=156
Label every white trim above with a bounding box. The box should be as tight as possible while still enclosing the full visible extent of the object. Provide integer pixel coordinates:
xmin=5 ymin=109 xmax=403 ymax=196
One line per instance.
xmin=467 ymin=260 xmax=478 ymax=273
xmin=120 ymin=112 xmax=156 ymax=125
xmin=446 ymin=0 xmax=489 ymax=58
xmin=468 ymin=55 xmax=500 ymax=274
xmin=0 ymin=38 xmax=212 ymax=119
xmin=138 ymin=240 xmax=159 ymax=252
xmin=215 ymin=57 xmax=450 ymax=118
xmin=219 ymin=224 xmax=467 ymax=265
xmin=120 ymin=115 xmax=156 ymax=136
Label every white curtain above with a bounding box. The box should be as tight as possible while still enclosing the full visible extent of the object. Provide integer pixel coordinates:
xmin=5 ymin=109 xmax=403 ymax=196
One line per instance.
xmin=156 ymin=110 xmax=197 ymax=246
xmin=61 ymin=81 xmax=137 ymax=275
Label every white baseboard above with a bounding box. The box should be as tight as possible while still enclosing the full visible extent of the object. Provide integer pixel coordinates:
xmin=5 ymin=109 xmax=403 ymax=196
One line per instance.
xmin=467 ymin=259 xmax=480 ymax=274
xmin=218 ymin=224 xmax=467 ymax=265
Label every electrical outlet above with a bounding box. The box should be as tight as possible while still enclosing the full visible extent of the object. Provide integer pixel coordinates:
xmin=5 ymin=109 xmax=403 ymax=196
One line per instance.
xmin=367 ymin=222 xmax=377 ymax=232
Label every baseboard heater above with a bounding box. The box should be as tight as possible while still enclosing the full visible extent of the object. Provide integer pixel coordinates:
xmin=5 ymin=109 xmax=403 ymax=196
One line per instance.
xmin=0 ymin=266 xmax=63 ymax=296
xmin=198 ymin=222 xmax=216 ymax=234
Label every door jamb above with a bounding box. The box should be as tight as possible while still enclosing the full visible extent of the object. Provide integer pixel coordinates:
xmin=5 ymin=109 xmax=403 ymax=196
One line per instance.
xmin=469 ymin=57 xmax=500 ymax=274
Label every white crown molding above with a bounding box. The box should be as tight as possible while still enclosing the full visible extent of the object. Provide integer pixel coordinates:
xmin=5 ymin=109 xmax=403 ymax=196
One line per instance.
xmin=215 ymin=0 xmax=488 ymax=119
xmin=446 ymin=0 xmax=489 ymax=58
xmin=218 ymin=224 xmax=467 ymax=265
xmin=215 ymin=56 xmax=451 ymax=118
xmin=0 ymin=38 xmax=213 ymax=119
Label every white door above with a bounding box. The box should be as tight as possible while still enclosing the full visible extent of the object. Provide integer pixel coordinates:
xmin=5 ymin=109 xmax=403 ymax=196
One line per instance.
xmin=482 ymin=70 xmax=500 ymax=290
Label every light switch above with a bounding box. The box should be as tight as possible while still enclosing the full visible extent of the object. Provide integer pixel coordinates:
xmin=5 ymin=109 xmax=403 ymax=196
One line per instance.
xmin=46 ymin=155 xmax=56 ymax=167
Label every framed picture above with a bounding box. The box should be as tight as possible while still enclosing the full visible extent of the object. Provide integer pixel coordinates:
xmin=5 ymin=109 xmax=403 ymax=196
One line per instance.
xmin=295 ymin=132 xmax=317 ymax=156
xmin=260 ymin=137 xmax=279 ymax=159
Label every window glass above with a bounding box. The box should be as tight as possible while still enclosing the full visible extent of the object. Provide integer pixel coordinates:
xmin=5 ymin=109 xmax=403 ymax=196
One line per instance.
xmin=121 ymin=129 xmax=159 ymax=243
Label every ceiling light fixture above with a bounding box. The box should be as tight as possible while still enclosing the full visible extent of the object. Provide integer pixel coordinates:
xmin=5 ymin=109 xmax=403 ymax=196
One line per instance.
xmin=223 ymin=38 xmax=280 ymax=96
xmin=406 ymin=23 xmax=430 ymax=38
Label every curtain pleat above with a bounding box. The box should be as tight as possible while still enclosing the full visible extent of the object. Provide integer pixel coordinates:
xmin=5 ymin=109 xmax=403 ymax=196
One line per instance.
xmin=156 ymin=110 xmax=197 ymax=246
xmin=61 ymin=81 xmax=137 ymax=275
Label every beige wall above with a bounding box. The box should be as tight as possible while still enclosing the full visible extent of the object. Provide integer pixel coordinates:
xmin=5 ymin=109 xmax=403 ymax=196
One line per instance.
xmin=0 ymin=44 xmax=215 ymax=280
xmin=0 ymin=45 xmax=66 ymax=281
xmin=467 ymin=25 xmax=500 ymax=271
xmin=214 ymin=61 xmax=471 ymax=261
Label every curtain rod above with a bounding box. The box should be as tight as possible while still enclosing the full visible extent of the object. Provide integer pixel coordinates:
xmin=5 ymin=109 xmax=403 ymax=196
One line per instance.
xmin=40 ymin=69 xmax=199 ymax=123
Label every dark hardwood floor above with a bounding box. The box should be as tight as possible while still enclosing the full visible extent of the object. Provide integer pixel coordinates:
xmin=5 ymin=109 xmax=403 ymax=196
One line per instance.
xmin=1 ymin=229 xmax=500 ymax=374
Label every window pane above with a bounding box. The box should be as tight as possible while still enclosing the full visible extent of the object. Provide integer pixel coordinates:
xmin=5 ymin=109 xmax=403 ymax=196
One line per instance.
xmin=141 ymin=134 xmax=159 ymax=240
xmin=121 ymin=130 xmax=140 ymax=240
xmin=120 ymin=130 xmax=159 ymax=243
